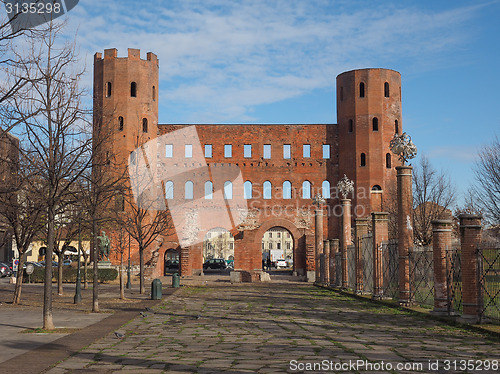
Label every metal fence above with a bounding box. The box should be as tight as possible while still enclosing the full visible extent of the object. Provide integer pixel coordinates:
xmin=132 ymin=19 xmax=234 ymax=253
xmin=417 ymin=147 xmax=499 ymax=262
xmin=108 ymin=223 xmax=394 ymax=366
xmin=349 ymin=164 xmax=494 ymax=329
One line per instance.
xmin=409 ymin=246 xmax=434 ymax=308
xmin=446 ymin=246 xmax=463 ymax=315
xmin=382 ymin=241 xmax=399 ymax=300
xmin=334 ymin=252 xmax=342 ymax=287
xmin=362 ymin=234 xmax=373 ymax=294
xmin=347 ymin=244 xmax=356 ymax=290
xmin=478 ymin=245 xmax=500 ymax=322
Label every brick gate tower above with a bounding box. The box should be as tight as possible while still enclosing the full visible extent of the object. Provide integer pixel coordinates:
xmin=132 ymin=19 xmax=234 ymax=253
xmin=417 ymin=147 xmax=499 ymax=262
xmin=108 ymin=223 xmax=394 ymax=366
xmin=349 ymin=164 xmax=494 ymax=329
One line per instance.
xmin=336 ymin=69 xmax=401 ymax=216
xmin=93 ymin=48 xmax=159 ymax=170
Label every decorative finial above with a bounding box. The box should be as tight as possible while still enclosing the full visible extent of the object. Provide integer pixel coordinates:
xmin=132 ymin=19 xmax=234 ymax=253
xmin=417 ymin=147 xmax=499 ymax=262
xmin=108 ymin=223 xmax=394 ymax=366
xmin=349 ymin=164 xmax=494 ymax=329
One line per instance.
xmin=337 ymin=174 xmax=354 ymax=199
xmin=390 ymin=132 xmax=417 ymax=165
xmin=312 ymin=193 xmax=326 ymax=208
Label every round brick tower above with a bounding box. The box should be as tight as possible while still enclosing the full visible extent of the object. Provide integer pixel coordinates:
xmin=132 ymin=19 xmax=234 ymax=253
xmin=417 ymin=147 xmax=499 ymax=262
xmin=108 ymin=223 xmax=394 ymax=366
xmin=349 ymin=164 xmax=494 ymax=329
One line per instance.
xmin=93 ymin=48 xmax=159 ymax=169
xmin=336 ymin=68 xmax=401 ymax=217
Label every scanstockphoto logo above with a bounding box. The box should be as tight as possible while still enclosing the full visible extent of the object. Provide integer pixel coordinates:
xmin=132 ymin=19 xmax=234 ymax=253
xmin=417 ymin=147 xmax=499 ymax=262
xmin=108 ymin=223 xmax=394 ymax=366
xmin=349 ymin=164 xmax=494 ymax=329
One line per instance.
xmin=129 ymin=126 xmax=248 ymax=248
xmin=3 ymin=0 xmax=79 ymax=32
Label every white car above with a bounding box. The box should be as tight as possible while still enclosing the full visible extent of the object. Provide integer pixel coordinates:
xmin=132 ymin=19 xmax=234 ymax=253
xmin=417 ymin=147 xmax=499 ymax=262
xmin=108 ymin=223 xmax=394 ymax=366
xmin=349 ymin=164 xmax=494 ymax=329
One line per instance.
xmin=276 ymin=259 xmax=287 ymax=268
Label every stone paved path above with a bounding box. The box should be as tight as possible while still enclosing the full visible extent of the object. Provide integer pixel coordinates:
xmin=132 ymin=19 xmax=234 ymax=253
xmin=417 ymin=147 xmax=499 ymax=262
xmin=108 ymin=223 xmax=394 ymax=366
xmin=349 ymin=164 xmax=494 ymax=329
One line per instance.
xmin=46 ymin=282 xmax=500 ymax=373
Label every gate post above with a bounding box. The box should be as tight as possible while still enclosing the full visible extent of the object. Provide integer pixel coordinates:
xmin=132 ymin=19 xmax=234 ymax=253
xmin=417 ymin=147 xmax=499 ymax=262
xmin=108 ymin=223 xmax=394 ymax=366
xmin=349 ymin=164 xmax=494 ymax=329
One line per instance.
xmin=458 ymin=214 xmax=482 ymax=323
xmin=340 ymin=199 xmax=352 ymax=289
xmin=431 ymin=219 xmax=453 ymax=315
xmin=355 ymin=218 xmax=369 ymax=294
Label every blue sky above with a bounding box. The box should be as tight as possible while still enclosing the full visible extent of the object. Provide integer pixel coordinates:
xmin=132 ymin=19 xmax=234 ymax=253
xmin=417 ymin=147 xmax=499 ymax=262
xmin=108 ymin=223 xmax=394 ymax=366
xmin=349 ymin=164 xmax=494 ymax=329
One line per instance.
xmin=62 ymin=0 xmax=500 ymax=205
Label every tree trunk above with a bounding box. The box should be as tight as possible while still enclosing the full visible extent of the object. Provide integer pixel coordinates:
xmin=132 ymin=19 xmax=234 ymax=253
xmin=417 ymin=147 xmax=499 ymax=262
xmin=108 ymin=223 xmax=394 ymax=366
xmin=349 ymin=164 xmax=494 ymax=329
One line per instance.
xmin=43 ymin=209 xmax=55 ymax=330
xmin=92 ymin=217 xmax=99 ymax=312
xmin=120 ymin=251 xmax=125 ymax=300
xmin=139 ymin=247 xmax=144 ymax=294
xmin=57 ymin=253 xmax=63 ymax=295
xmin=13 ymin=253 xmax=26 ymax=304
xmin=83 ymin=254 xmax=88 ymax=289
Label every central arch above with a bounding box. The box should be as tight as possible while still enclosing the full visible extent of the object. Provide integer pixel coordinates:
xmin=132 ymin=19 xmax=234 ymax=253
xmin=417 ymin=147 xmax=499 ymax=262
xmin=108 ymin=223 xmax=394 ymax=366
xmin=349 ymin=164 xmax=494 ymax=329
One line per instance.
xmin=252 ymin=218 xmax=304 ymax=275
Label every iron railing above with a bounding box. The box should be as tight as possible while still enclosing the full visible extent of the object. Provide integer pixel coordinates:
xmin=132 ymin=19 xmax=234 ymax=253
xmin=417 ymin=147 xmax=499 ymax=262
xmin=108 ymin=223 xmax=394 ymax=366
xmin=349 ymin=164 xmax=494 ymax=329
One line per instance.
xmin=409 ymin=246 xmax=434 ymax=308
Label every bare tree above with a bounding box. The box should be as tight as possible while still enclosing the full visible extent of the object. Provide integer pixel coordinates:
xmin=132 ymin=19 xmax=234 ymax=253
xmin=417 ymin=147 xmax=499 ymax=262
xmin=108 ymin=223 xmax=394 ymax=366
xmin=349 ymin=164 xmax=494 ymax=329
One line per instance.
xmin=412 ymin=156 xmax=456 ymax=246
xmin=117 ymin=189 xmax=173 ymax=294
xmin=9 ymin=21 xmax=91 ymax=329
xmin=0 ymin=149 xmax=46 ymax=304
xmin=473 ymin=135 xmax=500 ymax=226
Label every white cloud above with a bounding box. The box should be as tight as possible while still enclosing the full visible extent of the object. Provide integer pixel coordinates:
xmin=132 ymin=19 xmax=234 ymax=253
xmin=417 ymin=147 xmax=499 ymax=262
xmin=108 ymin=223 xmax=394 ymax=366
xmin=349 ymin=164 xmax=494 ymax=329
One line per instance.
xmin=63 ymin=0 xmax=489 ymax=122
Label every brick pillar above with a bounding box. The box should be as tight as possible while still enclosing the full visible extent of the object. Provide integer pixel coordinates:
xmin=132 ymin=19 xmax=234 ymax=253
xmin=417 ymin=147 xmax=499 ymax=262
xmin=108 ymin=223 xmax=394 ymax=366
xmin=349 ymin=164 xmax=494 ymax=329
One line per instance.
xmin=355 ymin=218 xmax=369 ymax=294
xmin=431 ymin=219 xmax=453 ymax=315
xmin=315 ymin=208 xmax=324 ymax=284
xmin=330 ymin=239 xmax=339 ymax=287
xmin=305 ymin=234 xmax=315 ymax=282
xmin=340 ymin=199 xmax=352 ymax=289
xmin=179 ymin=247 xmax=190 ymax=276
xmin=323 ymin=239 xmax=330 ymax=285
xmin=459 ymin=214 xmax=482 ymax=323
xmin=372 ymin=212 xmax=388 ymax=299
xmin=396 ymin=166 xmax=413 ymax=306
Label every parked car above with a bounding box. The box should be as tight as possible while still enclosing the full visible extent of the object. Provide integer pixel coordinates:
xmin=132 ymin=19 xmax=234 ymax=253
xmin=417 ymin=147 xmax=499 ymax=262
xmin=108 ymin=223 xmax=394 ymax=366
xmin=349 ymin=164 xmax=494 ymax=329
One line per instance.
xmin=276 ymin=259 xmax=287 ymax=268
xmin=23 ymin=261 xmax=43 ymax=269
xmin=0 ymin=262 xmax=12 ymax=277
xmin=62 ymin=259 xmax=72 ymax=266
xmin=165 ymin=259 xmax=179 ymax=270
xmin=203 ymin=258 xmax=227 ymax=270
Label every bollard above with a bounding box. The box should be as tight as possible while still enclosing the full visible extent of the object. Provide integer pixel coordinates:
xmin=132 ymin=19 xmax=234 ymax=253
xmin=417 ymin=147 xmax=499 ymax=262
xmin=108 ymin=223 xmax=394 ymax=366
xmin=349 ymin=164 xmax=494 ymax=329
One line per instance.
xmin=151 ymin=279 xmax=162 ymax=300
xmin=172 ymin=272 xmax=180 ymax=288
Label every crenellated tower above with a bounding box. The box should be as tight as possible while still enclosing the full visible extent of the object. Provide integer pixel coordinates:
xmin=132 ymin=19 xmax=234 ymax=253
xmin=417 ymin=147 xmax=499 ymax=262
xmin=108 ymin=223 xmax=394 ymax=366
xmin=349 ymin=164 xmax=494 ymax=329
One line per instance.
xmin=336 ymin=68 xmax=401 ymax=216
xmin=93 ymin=48 xmax=159 ymax=172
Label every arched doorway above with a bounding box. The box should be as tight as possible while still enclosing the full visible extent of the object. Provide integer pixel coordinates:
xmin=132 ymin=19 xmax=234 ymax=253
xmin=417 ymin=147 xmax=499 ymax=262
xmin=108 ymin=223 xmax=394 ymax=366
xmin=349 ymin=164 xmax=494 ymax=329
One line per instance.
xmin=203 ymin=228 xmax=235 ymax=269
xmin=164 ymin=248 xmax=179 ymax=275
xmin=261 ymin=226 xmax=294 ymax=273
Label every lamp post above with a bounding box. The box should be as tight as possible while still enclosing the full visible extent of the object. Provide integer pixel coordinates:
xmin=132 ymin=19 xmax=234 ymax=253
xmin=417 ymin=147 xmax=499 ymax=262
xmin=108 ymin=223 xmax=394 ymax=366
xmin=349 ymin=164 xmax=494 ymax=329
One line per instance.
xmin=126 ymin=233 xmax=131 ymax=289
xmin=337 ymin=174 xmax=354 ymax=289
xmin=74 ymin=219 xmax=82 ymax=304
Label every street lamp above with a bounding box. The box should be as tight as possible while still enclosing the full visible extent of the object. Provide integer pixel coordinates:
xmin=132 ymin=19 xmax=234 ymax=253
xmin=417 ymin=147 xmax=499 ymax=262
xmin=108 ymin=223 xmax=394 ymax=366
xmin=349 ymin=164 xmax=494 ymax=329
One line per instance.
xmin=74 ymin=219 xmax=82 ymax=304
xmin=126 ymin=233 xmax=131 ymax=289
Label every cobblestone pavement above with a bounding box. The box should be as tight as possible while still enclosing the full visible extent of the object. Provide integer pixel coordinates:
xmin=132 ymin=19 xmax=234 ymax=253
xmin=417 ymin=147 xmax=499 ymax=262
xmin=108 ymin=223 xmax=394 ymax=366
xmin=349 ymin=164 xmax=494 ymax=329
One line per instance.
xmin=46 ymin=281 xmax=500 ymax=373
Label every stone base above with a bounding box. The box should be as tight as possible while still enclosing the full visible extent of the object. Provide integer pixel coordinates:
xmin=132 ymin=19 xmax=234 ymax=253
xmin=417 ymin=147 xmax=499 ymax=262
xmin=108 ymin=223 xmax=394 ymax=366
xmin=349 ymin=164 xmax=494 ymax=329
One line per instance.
xmin=457 ymin=314 xmax=480 ymax=324
xmin=306 ymin=271 xmax=315 ymax=283
xmin=230 ymin=271 xmax=241 ymax=283
xmin=430 ymin=308 xmax=455 ymax=317
xmin=230 ymin=271 xmax=271 ymax=283
xmin=97 ymin=261 xmax=111 ymax=269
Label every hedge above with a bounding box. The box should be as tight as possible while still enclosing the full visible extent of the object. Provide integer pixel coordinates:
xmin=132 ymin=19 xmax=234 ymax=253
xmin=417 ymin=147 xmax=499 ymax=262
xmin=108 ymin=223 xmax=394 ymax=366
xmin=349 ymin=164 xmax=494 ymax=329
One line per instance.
xmin=23 ymin=267 xmax=118 ymax=283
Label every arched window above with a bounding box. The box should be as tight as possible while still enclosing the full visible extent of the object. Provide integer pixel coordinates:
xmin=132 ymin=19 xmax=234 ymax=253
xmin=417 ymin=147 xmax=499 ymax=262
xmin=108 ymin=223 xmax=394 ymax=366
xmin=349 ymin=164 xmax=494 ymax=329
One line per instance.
xmin=395 ymin=120 xmax=399 ymax=134
xmin=106 ymin=82 xmax=112 ymax=97
xmin=244 ymin=181 xmax=252 ymax=199
xmin=118 ymin=116 xmax=124 ymax=131
xmin=372 ymin=117 xmax=379 ymax=131
xmin=348 ymin=119 xmax=353 ymax=133
xmin=224 ymin=181 xmax=233 ymax=200
xmin=263 ymin=181 xmax=272 ymax=199
xmin=372 ymin=185 xmax=382 ymax=191
xmin=340 ymin=86 xmax=344 ymax=101
xmin=152 ymin=86 xmax=156 ymax=101
xmin=386 ymin=153 xmax=392 ymax=168
xmin=359 ymin=82 xmax=365 ymax=98
xmin=116 ymin=193 xmax=124 ymax=211
xmin=302 ymin=181 xmax=311 ymax=199
xmin=322 ymin=180 xmax=330 ymax=198
xmin=131 ymin=82 xmax=137 ymax=97
xmin=384 ymin=82 xmax=390 ymax=97
xmin=360 ymin=153 xmax=366 ymax=167
xmin=204 ymin=181 xmax=213 ymax=199
xmin=185 ymin=181 xmax=193 ymax=200
xmin=283 ymin=181 xmax=292 ymax=199
xmin=142 ymin=118 xmax=148 ymax=133
xmin=165 ymin=181 xmax=174 ymax=199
